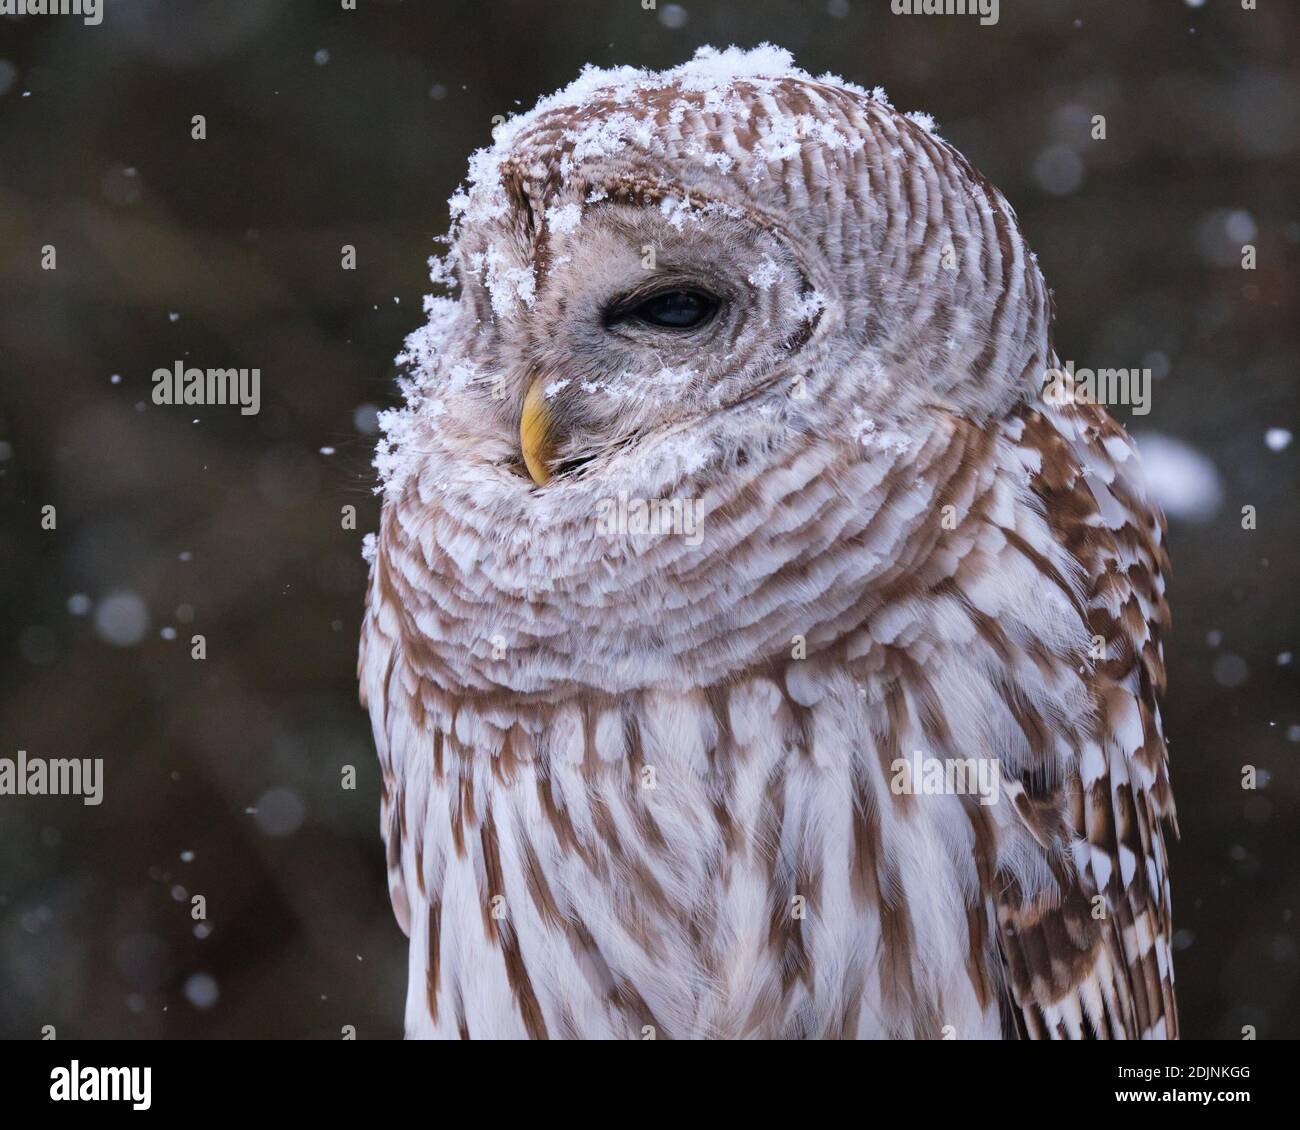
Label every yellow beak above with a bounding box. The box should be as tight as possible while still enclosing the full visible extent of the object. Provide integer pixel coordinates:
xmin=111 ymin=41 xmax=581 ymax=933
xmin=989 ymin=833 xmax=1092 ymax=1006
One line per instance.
xmin=519 ymin=376 xmax=555 ymax=486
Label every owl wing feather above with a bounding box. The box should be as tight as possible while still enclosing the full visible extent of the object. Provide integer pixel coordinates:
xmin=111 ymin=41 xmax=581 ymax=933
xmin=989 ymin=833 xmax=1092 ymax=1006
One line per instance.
xmin=996 ymin=400 xmax=1178 ymax=1039
xmin=359 ymin=553 xmax=414 ymax=941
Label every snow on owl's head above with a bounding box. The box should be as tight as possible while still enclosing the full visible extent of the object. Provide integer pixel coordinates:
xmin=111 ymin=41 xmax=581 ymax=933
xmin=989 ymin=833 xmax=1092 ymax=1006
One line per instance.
xmin=380 ymin=44 xmax=1050 ymax=495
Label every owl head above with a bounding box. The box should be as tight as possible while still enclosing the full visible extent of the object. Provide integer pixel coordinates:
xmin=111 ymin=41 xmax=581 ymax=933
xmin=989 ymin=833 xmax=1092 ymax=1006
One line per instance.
xmin=373 ymin=46 xmax=1054 ymax=694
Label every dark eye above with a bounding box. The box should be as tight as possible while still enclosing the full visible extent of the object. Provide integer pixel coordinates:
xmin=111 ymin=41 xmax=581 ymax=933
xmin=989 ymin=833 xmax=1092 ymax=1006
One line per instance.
xmin=621 ymin=290 xmax=719 ymax=330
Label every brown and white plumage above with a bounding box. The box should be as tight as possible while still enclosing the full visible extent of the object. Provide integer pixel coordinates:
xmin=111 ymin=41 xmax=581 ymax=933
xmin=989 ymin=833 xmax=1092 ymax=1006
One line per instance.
xmin=360 ymin=46 xmax=1177 ymax=1039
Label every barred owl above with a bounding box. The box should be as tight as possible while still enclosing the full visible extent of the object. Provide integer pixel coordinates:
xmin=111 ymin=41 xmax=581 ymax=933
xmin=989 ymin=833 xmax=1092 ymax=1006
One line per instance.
xmin=359 ymin=46 xmax=1178 ymax=1040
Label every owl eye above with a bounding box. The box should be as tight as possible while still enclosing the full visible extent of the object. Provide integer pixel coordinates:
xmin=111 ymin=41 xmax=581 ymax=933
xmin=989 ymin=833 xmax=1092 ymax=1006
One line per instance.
xmin=615 ymin=289 xmax=720 ymax=330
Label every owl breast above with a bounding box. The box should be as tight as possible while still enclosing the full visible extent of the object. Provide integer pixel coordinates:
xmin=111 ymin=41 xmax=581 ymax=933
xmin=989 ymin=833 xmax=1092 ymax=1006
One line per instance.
xmin=386 ymin=671 xmax=1011 ymax=1040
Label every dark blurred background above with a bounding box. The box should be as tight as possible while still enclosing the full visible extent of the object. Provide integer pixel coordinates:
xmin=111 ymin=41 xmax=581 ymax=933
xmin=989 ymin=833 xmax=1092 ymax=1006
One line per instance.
xmin=0 ymin=0 xmax=1296 ymax=1040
